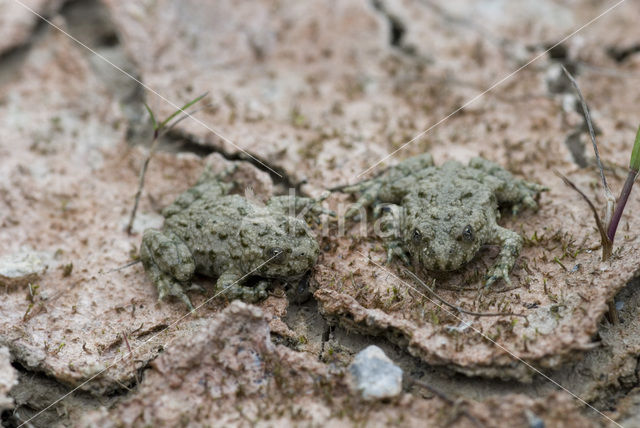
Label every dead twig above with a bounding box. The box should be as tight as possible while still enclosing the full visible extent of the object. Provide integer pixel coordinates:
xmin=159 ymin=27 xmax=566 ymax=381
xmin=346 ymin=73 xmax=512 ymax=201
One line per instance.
xmin=403 ymin=268 xmax=527 ymax=319
xmin=102 ymin=259 xmax=142 ymax=275
xmin=407 ymin=377 xmax=484 ymax=428
xmin=562 ymin=66 xmax=616 ymax=225
xmin=553 ymin=170 xmax=612 ymax=260
xmin=122 ymin=331 xmax=140 ymax=386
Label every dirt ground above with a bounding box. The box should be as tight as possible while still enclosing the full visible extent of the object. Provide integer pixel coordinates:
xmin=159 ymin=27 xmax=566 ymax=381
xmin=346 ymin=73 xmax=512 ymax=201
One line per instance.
xmin=1 ymin=0 xmax=640 ymax=427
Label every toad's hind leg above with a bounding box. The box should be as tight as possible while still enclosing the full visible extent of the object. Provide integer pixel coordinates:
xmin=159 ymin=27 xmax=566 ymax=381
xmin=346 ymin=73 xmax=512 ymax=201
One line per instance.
xmin=343 ymin=181 xmax=383 ymax=219
xmin=340 ymin=153 xmax=434 ymax=219
xmin=162 ymin=166 xmax=235 ymax=218
xmin=389 ymin=153 xmax=434 ymax=176
xmin=196 ymin=163 xmax=238 ymax=185
xmin=485 ymin=225 xmax=523 ymax=287
xmin=469 ymin=157 xmax=546 ymax=214
xmin=140 ymin=229 xmax=196 ymax=310
xmin=215 ymin=270 xmax=268 ymax=303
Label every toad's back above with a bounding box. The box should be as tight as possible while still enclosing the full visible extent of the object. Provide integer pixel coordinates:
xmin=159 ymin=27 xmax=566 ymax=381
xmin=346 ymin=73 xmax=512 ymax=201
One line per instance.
xmin=163 ymin=194 xmax=254 ymax=276
xmin=407 ymin=166 xmax=497 ymax=213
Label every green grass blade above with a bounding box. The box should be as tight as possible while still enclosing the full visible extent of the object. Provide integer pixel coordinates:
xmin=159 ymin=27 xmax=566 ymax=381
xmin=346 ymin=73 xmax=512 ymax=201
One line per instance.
xmin=143 ymin=102 xmax=158 ymax=131
xmin=158 ymin=92 xmax=207 ymax=130
xmin=630 ymin=124 xmax=640 ymax=171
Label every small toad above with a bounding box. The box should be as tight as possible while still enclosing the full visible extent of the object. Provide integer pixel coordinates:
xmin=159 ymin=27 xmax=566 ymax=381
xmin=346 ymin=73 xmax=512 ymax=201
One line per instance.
xmin=340 ymin=154 xmax=545 ymax=285
xmin=140 ymin=168 xmax=323 ymax=310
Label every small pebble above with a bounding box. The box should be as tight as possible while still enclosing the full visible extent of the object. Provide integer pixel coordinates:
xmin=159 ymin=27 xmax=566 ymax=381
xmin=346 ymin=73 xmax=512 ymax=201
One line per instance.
xmin=0 ymin=250 xmax=48 ymax=288
xmin=525 ymin=409 xmax=545 ymax=428
xmin=349 ymin=345 xmax=403 ymax=401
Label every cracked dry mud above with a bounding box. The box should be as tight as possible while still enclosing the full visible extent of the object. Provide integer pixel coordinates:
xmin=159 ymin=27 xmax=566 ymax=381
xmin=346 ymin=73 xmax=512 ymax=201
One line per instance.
xmin=2 ymin=0 xmax=640 ymax=427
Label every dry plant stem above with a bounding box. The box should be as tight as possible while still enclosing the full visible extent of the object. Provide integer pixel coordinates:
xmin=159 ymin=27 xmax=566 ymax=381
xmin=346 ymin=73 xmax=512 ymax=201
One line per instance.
xmin=554 ymin=170 xmax=612 ymax=260
xmin=561 ymin=66 xmax=616 ymax=224
xmin=607 ymin=300 xmax=620 ymax=324
xmin=558 ymin=68 xmax=637 ymax=326
xmin=402 ymin=268 xmax=527 ymax=318
xmin=126 ymin=129 xmax=159 ymax=235
xmin=103 ymin=259 xmax=142 ymax=275
xmin=126 ymin=93 xmax=207 ymax=235
xmin=408 ymin=378 xmax=484 ymax=428
xmin=607 ymin=168 xmax=639 ymax=242
xmin=122 ymin=331 xmax=140 ymax=385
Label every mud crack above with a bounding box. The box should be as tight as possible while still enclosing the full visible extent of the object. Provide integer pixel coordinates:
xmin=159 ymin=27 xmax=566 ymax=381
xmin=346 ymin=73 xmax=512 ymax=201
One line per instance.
xmin=161 ymin=128 xmax=298 ymax=191
xmin=1 ymin=360 xmax=130 ymax=428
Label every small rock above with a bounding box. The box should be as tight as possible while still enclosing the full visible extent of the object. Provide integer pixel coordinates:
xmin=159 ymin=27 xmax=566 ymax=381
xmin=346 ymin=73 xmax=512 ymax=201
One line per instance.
xmin=525 ymin=409 xmax=545 ymax=428
xmin=545 ymin=64 xmax=572 ymax=95
xmin=0 ymin=346 xmax=17 ymax=412
xmin=0 ymin=250 xmax=48 ymax=289
xmin=349 ymin=345 xmax=403 ymax=401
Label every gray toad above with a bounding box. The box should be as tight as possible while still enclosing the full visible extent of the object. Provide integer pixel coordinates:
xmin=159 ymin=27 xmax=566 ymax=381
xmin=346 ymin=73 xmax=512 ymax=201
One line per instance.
xmin=340 ymin=154 xmax=545 ymax=286
xmin=140 ymin=168 xmax=322 ymax=310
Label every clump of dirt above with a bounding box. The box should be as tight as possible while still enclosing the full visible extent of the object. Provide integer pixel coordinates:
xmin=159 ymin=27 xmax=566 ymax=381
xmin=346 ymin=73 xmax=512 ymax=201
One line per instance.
xmin=313 ymin=191 xmax=640 ymax=380
xmin=78 ymin=301 xmax=593 ymax=428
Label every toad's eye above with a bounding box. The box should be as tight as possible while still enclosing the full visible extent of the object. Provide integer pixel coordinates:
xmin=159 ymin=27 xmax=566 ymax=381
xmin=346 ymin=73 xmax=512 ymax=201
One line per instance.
xmin=462 ymin=225 xmax=474 ymax=242
xmin=412 ymin=228 xmax=422 ymax=243
xmin=266 ymin=247 xmax=286 ymax=262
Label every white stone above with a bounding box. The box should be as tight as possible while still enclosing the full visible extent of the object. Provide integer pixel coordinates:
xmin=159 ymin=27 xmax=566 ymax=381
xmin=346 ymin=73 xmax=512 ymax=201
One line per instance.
xmin=349 ymin=345 xmax=403 ymax=401
xmin=0 ymin=346 xmax=17 ymax=412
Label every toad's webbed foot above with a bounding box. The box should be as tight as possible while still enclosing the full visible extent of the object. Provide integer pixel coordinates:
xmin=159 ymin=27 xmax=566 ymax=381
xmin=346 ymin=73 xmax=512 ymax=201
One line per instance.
xmin=215 ymin=270 xmax=269 ymax=303
xmin=385 ymin=241 xmax=410 ymax=265
xmin=141 ymin=229 xmax=196 ymax=310
xmin=372 ymin=203 xmax=408 ymax=264
xmin=484 ymin=226 xmax=523 ymax=287
xmin=485 ymin=263 xmax=511 ymax=288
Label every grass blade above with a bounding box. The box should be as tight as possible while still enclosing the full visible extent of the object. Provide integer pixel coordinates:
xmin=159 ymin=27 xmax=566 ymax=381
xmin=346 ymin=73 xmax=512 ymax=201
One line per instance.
xmin=607 ymin=168 xmax=638 ymax=243
xmin=143 ymin=102 xmax=158 ymax=131
xmin=158 ymin=92 xmax=208 ymax=130
xmin=630 ymin=124 xmax=640 ymax=171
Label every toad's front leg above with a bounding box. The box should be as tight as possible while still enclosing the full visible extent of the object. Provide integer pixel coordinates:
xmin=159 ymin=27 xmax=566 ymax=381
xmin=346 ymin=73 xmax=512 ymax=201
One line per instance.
xmin=215 ymin=269 xmax=268 ymax=303
xmin=140 ymin=229 xmax=196 ymax=310
xmin=485 ymin=225 xmax=523 ymax=287
xmin=373 ymin=203 xmax=409 ymax=265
